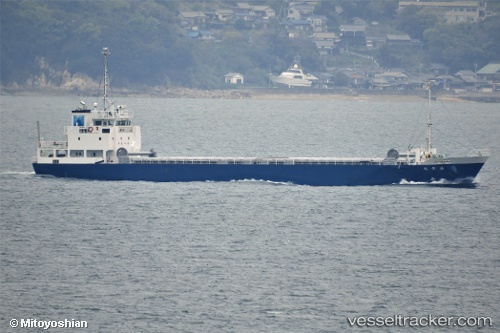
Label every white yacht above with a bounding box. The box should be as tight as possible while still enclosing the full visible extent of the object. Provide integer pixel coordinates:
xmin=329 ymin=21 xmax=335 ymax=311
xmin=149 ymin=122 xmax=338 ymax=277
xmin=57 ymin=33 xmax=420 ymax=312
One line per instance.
xmin=270 ymin=56 xmax=318 ymax=87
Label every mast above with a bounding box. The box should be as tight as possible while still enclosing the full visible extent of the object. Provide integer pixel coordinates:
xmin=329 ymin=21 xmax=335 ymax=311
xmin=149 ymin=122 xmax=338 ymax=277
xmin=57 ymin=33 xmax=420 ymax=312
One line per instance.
xmin=426 ymin=84 xmax=432 ymax=153
xmin=37 ymin=120 xmax=41 ymax=142
xmin=102 ymin=47 xmax=109 ymax=110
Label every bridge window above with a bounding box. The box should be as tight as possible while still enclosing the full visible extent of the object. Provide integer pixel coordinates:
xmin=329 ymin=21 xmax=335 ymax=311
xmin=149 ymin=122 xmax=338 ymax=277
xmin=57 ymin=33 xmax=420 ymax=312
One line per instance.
xmin=40 ymin=149 xmax=53 ymax=157
xmin=86 ymin=150 xmax=103 ymax=158
xmin=116 ymin=120 xmax=131 ymax=126
xmin=56 ymin=150 xmax=67 ymax=157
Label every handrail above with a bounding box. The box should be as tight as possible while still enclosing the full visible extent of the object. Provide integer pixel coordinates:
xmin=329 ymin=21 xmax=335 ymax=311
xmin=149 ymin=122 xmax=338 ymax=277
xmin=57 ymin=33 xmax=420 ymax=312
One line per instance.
xmin=128 ymin=157 xmax=388 ymax=166
xmin=96 ymin=110 xmax=134 ymax=118
xmin=468 ymin=149 xmax=490 ymax=157
xmin=38 ymin=141 xmax=68 ymax=148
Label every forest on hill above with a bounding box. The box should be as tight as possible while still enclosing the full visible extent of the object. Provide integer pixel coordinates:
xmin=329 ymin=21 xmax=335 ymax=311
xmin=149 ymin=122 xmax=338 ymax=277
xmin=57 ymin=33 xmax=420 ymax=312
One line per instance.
xmin=1 ymin=0 xmax=499 ymax=90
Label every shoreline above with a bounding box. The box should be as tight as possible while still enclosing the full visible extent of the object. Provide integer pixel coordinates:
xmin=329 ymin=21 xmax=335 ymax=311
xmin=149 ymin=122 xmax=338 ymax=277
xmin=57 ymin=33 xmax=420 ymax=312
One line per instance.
xmin=2 ymin=86 xmax=498 ymax=103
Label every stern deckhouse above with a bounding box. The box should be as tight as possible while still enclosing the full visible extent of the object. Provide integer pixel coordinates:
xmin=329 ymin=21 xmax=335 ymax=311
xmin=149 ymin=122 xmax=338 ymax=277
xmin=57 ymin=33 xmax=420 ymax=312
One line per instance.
xmin=34 ymin=48 xmax=153 ymax=166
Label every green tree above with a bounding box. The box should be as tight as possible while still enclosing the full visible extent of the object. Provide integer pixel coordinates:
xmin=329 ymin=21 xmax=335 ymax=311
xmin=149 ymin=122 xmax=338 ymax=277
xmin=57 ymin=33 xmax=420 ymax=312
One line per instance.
xmin=335 ymin=0 xmax=398 ymax=22
xmin=424 ymin=17 xmax=500 ymax=70
xmin=396 ymin=5 xmax=441 ymax=40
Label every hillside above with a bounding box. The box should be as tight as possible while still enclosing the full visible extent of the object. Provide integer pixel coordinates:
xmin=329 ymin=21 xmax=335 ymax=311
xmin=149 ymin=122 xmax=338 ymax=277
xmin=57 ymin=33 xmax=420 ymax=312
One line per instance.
xmin=1 ymin=0 xmax=499 ymax=91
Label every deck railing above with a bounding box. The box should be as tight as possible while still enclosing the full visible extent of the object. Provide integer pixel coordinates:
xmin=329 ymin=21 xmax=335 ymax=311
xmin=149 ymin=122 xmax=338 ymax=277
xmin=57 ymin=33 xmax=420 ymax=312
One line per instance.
xmin=96 ymin=109 xmax=133 ymax=119
xmin=469 ymin=149 xmax=490 ymax=157
xmin=38 ymin=141 xmax=68 ymax=148
xmin=128 ymin=157 xmax=389 ymax=166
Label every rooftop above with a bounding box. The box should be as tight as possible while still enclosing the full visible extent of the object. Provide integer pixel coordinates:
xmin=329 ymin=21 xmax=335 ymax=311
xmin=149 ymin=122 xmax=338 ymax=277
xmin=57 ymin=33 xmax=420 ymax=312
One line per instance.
xmin=477 ymin=63 xmax=500 ymax=75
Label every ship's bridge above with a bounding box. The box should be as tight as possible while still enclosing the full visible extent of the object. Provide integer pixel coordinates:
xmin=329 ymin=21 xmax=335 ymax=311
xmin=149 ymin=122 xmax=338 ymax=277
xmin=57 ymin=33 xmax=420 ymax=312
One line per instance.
xmin=92 ymin=104 xmax=134 ymax=120
xmin=34 ymin=101 xmax=142 ymax=164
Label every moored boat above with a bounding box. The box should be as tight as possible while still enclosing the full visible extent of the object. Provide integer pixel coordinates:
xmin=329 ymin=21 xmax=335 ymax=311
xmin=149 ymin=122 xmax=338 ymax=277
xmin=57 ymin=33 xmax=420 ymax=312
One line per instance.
xmin=269 ymin=55 xmax=318 ymax=88
xmin=32 ymin=48 xmax=489 ymax=186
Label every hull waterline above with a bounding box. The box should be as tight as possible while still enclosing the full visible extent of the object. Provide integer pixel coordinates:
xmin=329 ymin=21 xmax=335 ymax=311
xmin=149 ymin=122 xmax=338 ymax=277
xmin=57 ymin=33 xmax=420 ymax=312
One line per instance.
xmin=32 ymin=162 xmax=486 ymax=186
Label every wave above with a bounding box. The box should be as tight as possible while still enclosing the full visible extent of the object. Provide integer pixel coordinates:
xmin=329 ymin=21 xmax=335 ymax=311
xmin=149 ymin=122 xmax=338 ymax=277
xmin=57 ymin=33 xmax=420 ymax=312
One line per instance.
xmin=228 ymin=178 xmax=296 ymax=186
xmin=399 ymin=177 xmax=478 ymax=188
xmin=0 ymin=170 xmax=35 ymax=176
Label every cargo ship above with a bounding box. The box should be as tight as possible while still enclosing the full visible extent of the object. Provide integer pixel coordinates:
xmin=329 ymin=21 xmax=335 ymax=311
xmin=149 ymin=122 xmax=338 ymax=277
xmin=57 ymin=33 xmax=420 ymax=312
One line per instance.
xmin=32 ymin=48 xmax=489 ymax=186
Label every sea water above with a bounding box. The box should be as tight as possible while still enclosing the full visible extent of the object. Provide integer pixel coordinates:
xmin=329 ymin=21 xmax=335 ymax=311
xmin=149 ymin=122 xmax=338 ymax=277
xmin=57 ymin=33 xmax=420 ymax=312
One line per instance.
xmin=1 ymin=95 xmax=499 ymax=332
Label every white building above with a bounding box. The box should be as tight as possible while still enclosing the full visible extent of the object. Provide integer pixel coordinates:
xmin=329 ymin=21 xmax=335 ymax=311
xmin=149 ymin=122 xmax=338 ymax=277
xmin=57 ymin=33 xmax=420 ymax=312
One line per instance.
xmin=398 ymin=1 xmax=486 ymax=23
xmin=224 ymin=73 xmax=245 ymax=84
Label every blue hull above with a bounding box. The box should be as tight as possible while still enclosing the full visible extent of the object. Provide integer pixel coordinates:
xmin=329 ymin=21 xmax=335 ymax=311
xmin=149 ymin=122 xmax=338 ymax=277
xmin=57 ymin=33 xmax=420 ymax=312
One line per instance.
xmin=32 ymin=162 xmax=485 ymax=186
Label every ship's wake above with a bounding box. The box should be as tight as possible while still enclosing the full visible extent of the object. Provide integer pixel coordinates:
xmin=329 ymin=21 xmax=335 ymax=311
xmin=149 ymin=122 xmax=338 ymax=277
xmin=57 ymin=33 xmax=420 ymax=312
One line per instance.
xmin=229 ymin=178 xmax=296 ymax=186
xmin=0 ymin=171 xmax=36 ymax=178
xmin=399 ymin=177 xmax=478 ymax=188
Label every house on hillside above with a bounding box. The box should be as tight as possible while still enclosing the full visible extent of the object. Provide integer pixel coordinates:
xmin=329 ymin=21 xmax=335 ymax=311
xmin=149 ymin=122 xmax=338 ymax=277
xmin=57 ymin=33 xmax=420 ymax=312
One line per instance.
xmin=311 ymin=72 xmax=334 ymax=88
xmin=370 ymin=71 xmax=412 ymax=90
xmin=455 ymin=70 xmax=480 ymax=91
xmin=235 ymin=2 xmax=252 ymax=11
xmin=476 ymin=63 xmax=500 ymax=81
xmin=386 ymin=34 xmax=412 ymax=46
xmin=284 ymin=19 xmax=312 ymax=38
xmin=178 ymin=11 xmax=206 ymax=30
xmin=224 ymin=73 xmax=245 ymax=84
xmin=215 ymin=9 xmax=234 ymax=22
xmin=313 ymin=32 xmax=338 ymax=41
xmin=307 ymin=15 xmax=328 ymax=32
xmin=252 ymin=5 xmax=275 ymax=19
xmin=351 ymin=17 xmax=368 ymax=27
xmin=398 ymin=1 xmax=486 ymax=23
xmin=339 ymin=25 xmax=366 ymax=47
xmin=287 ymin=3 xmax=314 ymax=20
xmin=476 ymin=63 xmax=500 ymax=91
xmin=312 ymin=32 xmax=338 ymax=55
xmin=343 ymin=71 xmax=366 ymax=88
xmin=234 ymin=12 xmax=259 ymax=28
xmin=370 ymin=77 xmax=397 ymax=90
xmin=233 ymin=3 xmax=252 ymax=17
xmin=234 ymin=3 xmax=275 ymax=18
xmin=313 ymin=40 xmax=335 ymax=55
xmin=430 ymin=63 xmax=451 ymax=75
xmin=381 ymin=71 xmax=410 ymax=82
xmin=365 ymin=35 xmax=386 ymax=48
xmin=435 ymin=75 xmax=468 ymax=91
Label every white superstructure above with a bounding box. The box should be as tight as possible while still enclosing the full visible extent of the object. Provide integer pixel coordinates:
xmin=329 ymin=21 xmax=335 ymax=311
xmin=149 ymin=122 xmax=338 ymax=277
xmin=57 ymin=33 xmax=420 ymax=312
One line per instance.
xmin=270 ymin=56 xmax=318 ymax=87
xmin=396 ymin=86 xmax=489 ymax=168
xmin=34 ymin=48 xmax=152 ymax=165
